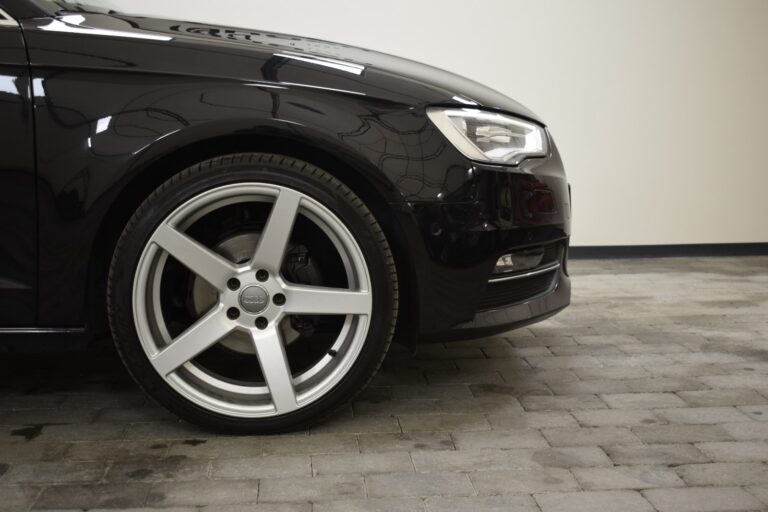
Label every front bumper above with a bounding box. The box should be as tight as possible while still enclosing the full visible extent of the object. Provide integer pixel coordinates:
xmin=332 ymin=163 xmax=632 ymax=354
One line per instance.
xmin=396 ymin=130 xmax=571 ymax=342
xmin=420 ymin=266 xmax=570 ymax=342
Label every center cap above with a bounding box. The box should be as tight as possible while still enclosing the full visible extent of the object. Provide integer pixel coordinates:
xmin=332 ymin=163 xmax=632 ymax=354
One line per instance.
xmin=238 ymin=285 xmax=269 ymax=314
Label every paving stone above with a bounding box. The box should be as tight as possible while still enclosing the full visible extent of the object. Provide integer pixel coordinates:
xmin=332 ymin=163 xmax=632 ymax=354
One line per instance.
xmin=0 ymin=486 xmax=40 ymax=512
xmin=0 ymin=394 xmax=65 ymax=410
xmin=491 ymin=346 xmax=552 ymax=357
xmin=601 ymin=393 xmax=687 ymax=409
xmin=366 ymin=472 xmax=473 ymax=498
xmin=6 ymin=407 xmax=98 ymax=425
xmin=746 ymin=485 xmax=768 ymax=506
xmin=93 ymin=406 xmax=174 ymax=423
xmin=437 ymin=396 xmax=524 ymax=414
xmin=738 ymin=405 xmax=768 ymax=421
xmin=675 ymin=462 xmax=768 ymax=486
xmin=259 ymin=475 xmax=365 ymax=502
xmin=456 ymin=359 xmax=529 ymax=372
xmin=519 ymin=395 xmax=606 ymax=411
xmin=147 ymin=480 xmax=261 ymax=506
xmin=0 ymin=461 xmax=106 ymax=484
xmin=201 ymin=505 xmax=310 ymax=512
xmin=35 ymin=483 xmax=151 ymax=509
xmin=411 ymin=448 xmax=529 ymax=473
xmin=499 ymin=369 xmax=580 ymax=384
xmin=655 ymin=407 xmax=753 ymax=424
xmin=313 ymin=498 xmax=424 ymax=512
xmin=643 ymin=486 xmax=764 ymax=512
xmin=573 ymin=367 xmax=651 ymax=380
xmin=353 ymin=399 xmax=441 ymax=416
xmin=34 ymin=423 xmax=127 ymax=443
xmin=572 ymin=465 xmax=685 ymax=490
xmin=425 ymin=495 xmax=539 ymax=512
xmin=677 ymin=389 xmax=768 ymax=407
xmin=415 ymin=345 xmax=485 ymax=360
xmin=469 ymin=382 xmax=551 ymax=398
xmin=166 ymin=438 xmax=263 ymax=459
xmin=596 ymin=354 xmax=674 ymax=368
xmin=412 ymin=447 xmax=611 ymax=472
xmin=526 ymin=446 xmax=614 ymax=468
xmin=620 ymin=343 xmax=690 ymax=354
xmin=310 ymin=415 xmax=401 ymax=434
xmin=358 ymin=432 xmax=454 ymax=453
xmin=397 ymin=414 xmax=490 ymax=432
xmin=211 ymin=455 xmax=310 ymax=479
xmin=535 ymin=490 xmax=654 ymax=512
xmin=541 ymin=426 xmax=641 ymax=447
xmin=311 ymin=452 xmax=413 ymax=475
xmin=369 ymin=369 xmax=426 ymax=386
xmin=572 ymin=409 xmax=663 ymax=427
xmin=486 ymin=411 xmax=578 ymax=430
xmin=632 ymin=424 xmax=733 ymax=444
xmin=262 ymin=434 xmax=358 ymax=455
xmin=644 ymin=363 xmax=729 ymax=378
xmin=59 ymin=506 xmax=198 ymax=512
xmin=526 ymin=355 xmax=603 ymax=369
xmin=549 ymin=344 xmax=623 ymax=356
xmin=575 ymin=334 xmax=642 ymax=345
xmin=605 ymin=444 xmax=709 ymax=465
xmin=424 ymin=370 xmax=504 ymax=385
xmin=106 ymin=457 xmax=210 ymax=483
xmin=0 ymin=441 xmax=69 ymax=462
xmin=483 ymin=344 xmax=550 ymax=358
xmin=60 ymin=392 xmax=146 ymax=409
xmin=509 ymin=337 xmax=575 ymax=348
xmin=550 ymin=378 xmax=703 ymax=395
xmin=700 ymin=374 xmax=768 ymax=390
xmin=696 ymin=441 xmax=768 ymax=462
xmin=469 ymin=468 xmax=579 ymax=494
xmin=122 ymin=421 xmax=214 ymax=441
xmin=722 ymin=421 xmax=768 ymax=440
xmin=451 ymin=429 xmax=548 ymax=450
xmin=393 ymin=385 xmax=472 ymax=400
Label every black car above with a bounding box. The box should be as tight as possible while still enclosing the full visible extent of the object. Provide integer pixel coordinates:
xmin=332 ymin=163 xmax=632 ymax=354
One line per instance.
xmin=0 ymin=0 xmax=571 ymax=432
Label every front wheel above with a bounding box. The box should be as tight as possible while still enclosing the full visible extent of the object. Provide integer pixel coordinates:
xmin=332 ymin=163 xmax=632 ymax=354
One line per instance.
xmin=108 ymin=154 xmax=398 ymax=433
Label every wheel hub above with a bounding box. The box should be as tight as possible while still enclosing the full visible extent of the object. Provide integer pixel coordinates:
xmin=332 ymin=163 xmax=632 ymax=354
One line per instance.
xmin=239 ymin=285 xmax=269 ymax=314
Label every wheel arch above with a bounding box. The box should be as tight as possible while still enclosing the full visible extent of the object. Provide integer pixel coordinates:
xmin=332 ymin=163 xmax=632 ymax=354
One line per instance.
xmin=87 ymin=132 xmax=419 ymax=344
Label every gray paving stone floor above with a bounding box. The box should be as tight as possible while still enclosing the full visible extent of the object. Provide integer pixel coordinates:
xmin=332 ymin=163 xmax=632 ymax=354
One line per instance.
xmin=1 ymin=256 xmax=768 ymax=511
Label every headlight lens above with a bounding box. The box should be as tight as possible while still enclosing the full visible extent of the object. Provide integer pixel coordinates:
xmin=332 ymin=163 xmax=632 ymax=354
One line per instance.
xmin=427 ymin=107 xmax=548 ymax=165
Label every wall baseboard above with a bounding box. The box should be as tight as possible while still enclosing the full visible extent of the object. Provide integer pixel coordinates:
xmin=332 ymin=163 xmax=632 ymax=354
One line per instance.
xmin=569 ymin=243 xmax=768 ymax=259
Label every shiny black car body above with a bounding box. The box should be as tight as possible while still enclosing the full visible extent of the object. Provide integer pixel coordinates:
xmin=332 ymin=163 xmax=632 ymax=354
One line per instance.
xmin=0 ymin=0 xmax=570 ymax=351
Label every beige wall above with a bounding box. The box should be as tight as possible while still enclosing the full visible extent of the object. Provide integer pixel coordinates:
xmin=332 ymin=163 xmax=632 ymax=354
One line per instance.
xmin=123 ymin=0 xmax=768 ymax=246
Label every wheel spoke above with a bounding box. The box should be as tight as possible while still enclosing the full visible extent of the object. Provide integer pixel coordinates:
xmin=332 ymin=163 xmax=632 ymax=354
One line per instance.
xmin=151 ymin=222 xmax=237 ymax=291
xmin=282 ymin=285 xmax=372 ymax=315
xmin=250 ymin=325 xmax=298 ymax=414
xmin=252 ymin=189 xmax=302 ymax=273
xmin=151 ymin=305 xmax=233 ymax=376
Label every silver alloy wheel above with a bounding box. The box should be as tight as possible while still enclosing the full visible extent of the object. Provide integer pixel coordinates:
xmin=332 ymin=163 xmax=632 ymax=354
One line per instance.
xmin=132 ymin=183 xmax=373 ymax=418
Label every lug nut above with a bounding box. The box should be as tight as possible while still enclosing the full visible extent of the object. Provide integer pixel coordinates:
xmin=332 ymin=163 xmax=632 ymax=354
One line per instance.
xmin=255 ymin=317 xmax=268 ymax=329
xmin=273 ymin=293 xmax=286 ymax=306
xmin=227 ymin=278 xmax=240 ymax=291
xmin=226 ymin=307 xmax=240 ymax=320
xmin=256 ymin=269 xmax=269 ymax=282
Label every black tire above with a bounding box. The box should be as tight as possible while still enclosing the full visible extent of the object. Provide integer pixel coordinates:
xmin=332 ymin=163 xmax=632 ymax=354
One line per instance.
xmin=108 ymin=153 xmax=398 ymax=434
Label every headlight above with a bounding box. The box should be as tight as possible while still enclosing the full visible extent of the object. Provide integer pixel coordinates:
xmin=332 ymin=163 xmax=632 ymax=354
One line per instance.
xmin=427 ymin=107 xmax=548 ymax=166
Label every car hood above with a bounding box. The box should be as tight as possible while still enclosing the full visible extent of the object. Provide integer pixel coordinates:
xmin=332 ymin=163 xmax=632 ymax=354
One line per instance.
xmin=47 ymin=11 xmax=542 ymax=123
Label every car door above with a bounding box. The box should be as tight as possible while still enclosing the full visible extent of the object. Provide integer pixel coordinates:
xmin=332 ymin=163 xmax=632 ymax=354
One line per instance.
xmin=0 ymin=7 xmax=36 ymax=325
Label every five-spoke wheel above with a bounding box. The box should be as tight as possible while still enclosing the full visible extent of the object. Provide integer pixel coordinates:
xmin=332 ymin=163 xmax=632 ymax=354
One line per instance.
xmin=109 ymin=154 xmax=397 ymax=433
